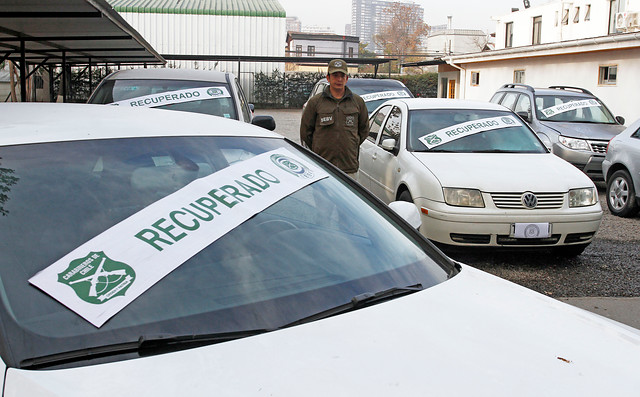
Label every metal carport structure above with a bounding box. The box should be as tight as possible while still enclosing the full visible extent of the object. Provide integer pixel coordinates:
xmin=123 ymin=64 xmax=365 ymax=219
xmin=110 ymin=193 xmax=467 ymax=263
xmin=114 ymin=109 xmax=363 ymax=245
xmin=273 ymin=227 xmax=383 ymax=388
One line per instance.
xmin=0 ymin=0 xmax=165 ymax=102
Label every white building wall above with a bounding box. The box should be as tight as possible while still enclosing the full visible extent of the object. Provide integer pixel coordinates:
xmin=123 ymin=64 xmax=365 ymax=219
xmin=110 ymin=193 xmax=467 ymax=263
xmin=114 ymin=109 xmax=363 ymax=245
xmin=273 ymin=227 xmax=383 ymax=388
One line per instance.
xmin=290 ymin=39 xmax=358 ymax=58
xmin=457 ymin=47 xmax=640 ymax=124
xmin=118 ymin=12 xmax=286 ymax=98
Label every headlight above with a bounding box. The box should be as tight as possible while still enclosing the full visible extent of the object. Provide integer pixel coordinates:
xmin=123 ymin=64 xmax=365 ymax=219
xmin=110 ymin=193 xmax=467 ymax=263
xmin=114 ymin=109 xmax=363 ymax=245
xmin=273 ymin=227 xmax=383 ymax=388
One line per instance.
xmin=559 ymin=136 xmax=590 ymax=151
xmin=443 ymin=188 xmax=485 ymax=208
xmin=569 ymin=188 xmax=598 ymax=207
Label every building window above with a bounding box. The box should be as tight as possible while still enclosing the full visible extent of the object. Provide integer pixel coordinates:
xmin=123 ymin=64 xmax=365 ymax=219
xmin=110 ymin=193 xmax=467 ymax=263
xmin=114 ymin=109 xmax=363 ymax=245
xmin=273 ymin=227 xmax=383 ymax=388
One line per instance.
xmin=505 ymin=22 xmax=514 ymax=48
xmin=532 ymin=16 xmax=542 ymax=45
xmin=307 ymin=46 xmax=315 ymax=56
xmin=514 ymin=69 xmax=525 ymax=84
xmin=471 ymin=72 xmax=480 ymax=86
xmin=348 ymin=47 xmax=354 ymax=58
xmin=562 ymin=8 xmax=569 ymax=25
xmin=599 ymin=65 xmax=618 ymax=85
xmin=585 ymin=5 xmax=591 ymax=21
xmin=573 ymin=7 xmax=580 ymax=23
xmin=295 ymin=45 xmax=302 ymax=56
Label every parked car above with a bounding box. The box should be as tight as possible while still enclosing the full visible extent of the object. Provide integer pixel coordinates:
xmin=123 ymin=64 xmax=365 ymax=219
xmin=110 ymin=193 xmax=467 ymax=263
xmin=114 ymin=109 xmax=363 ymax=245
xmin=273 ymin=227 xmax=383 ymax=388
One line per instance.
xmin=602 ymin=118 xmax=640 ymax=217
xmin=358 ymin=98 xmax=602 ymax=256
xmin=88 ymin=68 xmax=275 ymax=130
xmin=490 ymin=84 xmax=625 ymax=181
xmin=305 ymin=77 xmax=413 ymax=114
xmin=0 ymin=103 xmax=638 ymax=395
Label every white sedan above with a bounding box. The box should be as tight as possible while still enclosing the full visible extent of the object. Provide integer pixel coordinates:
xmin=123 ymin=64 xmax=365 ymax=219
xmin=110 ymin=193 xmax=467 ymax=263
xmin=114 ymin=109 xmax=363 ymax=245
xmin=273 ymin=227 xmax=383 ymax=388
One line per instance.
xmin=1 ymin=103 xmax=638 ymax=396
xmin=358 ymin=98 xmax=603 ymax=256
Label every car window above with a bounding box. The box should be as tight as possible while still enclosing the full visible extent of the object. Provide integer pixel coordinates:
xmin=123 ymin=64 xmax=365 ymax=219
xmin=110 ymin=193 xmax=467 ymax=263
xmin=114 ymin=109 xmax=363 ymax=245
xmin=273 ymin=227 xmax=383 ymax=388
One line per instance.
xmin=514 ymin=94 xmax=531 ymax=115
xmin=0 ymin=135 xmax=452 ymax=368
xmin=407 ymin=109 xmax=548 ymax=153
xmin=368 ymin=105 xmax=391 ymax=143
xmin=489 ymin=92 xmax=504 ymax=104
xmin=534 ymin=94 xmax=616 ymax=123
xmin=90 ymin=79 xmax=239 ymax=120
xmin=235 ymin=79 xmax=252 ymax=122
xmin=499 ymin=92 xmax=519 ymax=110
xmin=632 ymin=127 xmax=640 ymax=139
xmin=380 ymin=106 xmax=402 ymax=145
xmin=347 ymin=81 xmax=413 ymax=114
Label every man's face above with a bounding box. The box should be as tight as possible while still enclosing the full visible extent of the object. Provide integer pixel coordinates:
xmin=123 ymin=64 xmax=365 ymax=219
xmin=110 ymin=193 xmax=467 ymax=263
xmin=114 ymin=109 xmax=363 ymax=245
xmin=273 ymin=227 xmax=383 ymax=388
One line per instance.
xmin=327 ymin=72 xmax=348 ymax=91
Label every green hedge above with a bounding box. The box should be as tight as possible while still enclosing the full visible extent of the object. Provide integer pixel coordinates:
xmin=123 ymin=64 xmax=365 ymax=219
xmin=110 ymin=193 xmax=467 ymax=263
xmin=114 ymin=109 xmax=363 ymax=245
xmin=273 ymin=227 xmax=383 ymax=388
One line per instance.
xmin=253 ymin=71 xmax=438 ymax=108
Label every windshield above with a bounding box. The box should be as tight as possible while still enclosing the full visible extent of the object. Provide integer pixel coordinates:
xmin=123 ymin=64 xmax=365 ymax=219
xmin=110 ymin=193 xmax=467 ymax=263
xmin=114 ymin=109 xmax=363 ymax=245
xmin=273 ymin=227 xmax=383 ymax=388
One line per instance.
xmin=534 ymin=95 xmax=616 ymax=123
xmin=408 ymin=109 xmax=548 ymax=153
xmin=89 ymin=79 xmax=239 ymax=120
xmin=0 ymin=136 xmax=452 ymax=369
xmin=348 ymin=82 xmax=413 ymax=113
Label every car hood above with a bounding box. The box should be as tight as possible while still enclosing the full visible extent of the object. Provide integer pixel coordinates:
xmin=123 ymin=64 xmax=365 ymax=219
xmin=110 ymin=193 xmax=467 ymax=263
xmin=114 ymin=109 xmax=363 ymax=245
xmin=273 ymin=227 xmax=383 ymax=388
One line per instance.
xmin=539 ymin=120 xmax=625 ymax=140
xmin=411 ymin=152 xmax=594 ymax=191
xmin=7 ymin=265 xmax=640 ymax=396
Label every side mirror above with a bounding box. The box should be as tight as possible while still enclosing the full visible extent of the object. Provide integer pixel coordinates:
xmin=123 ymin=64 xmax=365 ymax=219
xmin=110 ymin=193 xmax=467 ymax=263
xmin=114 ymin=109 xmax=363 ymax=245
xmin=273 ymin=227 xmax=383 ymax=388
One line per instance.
xmin=517 ymin=111 xmax=531 ymax=123
xmin=252 ymin=115 xmax=276 ymax=131
xmin=616 ymin=116 xmax=625 ymax=125
xmin=380 ymin=138 xmax=396 ymax=151
xmin=249 ymin=103 xmax=255 ymax=113
xmin=388 ymin=201 xmax=421 ymax=229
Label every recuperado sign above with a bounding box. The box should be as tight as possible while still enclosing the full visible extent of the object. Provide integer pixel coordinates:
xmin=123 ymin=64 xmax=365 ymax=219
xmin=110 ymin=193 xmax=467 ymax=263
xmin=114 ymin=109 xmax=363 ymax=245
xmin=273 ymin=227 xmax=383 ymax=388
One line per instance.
xmin=418 ymin=115 xmax=521 ymax=149
xmin=359 ymin=90 xmax=411 ymax=102
xmin=30 ymin=148 xmax=328 ymax=327
xmin=110 ymin=86 xmax=232 ymax=108
xmin=541 ymin=99 xmax=600 ymax=118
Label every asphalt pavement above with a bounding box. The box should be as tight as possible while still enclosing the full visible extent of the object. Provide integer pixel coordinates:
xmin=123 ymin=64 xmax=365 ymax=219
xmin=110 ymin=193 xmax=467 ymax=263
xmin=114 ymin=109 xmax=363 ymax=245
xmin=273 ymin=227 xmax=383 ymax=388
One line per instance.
xmin=256 ymin=108 xmax=640 ymax=330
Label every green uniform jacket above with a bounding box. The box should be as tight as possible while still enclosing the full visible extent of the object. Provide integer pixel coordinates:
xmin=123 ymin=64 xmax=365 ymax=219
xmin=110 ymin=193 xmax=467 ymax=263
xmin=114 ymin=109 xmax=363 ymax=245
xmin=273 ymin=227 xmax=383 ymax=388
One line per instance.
xmin=300 ymin=86 xmax=369 ymax=174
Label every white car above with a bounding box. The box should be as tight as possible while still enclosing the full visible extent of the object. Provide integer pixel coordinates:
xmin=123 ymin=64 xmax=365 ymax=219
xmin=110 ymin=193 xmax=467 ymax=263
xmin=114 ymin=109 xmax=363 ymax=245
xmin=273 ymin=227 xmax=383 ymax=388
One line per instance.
xmin=0 ymin=103 xmax=638 ymax=395
xmin=88 ymin=68 xmax=276 ymax=130
xmin=358 ymin=98 xmax=603 ymax=256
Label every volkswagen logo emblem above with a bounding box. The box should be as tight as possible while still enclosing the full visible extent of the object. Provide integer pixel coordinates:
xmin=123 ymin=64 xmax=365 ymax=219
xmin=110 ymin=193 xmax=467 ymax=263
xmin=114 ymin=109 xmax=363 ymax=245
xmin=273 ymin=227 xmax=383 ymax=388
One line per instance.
xmin=521 ymin=192 xmax=538 ymax=209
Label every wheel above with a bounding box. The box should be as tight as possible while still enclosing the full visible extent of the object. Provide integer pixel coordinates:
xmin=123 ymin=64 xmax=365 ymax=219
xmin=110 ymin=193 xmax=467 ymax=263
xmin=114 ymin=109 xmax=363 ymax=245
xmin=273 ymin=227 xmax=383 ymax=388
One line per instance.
xmin=398 ymin=190 xmax=413 ymax=203
xmin=554 ymin=243 xmax=589 ymax=257
xmin=606 ymin=169 xmax=639 ymax=217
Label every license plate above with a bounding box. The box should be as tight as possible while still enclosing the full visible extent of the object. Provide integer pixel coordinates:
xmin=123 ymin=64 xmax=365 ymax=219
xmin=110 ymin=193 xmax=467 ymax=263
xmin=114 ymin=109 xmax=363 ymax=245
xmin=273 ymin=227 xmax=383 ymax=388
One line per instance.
xmin=511 ymin=223 xmax=551 ymax=238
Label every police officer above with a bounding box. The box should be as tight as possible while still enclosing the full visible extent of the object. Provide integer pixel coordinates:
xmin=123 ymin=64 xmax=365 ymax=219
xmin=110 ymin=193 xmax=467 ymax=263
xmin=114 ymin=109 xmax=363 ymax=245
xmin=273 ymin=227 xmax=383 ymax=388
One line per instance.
xmin=300 ymin=59 xmax=369 ymax=178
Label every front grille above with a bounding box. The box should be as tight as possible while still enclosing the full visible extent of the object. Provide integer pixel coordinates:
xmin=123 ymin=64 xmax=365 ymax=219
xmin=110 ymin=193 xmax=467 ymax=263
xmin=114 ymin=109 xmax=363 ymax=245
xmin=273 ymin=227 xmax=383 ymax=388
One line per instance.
xmin=588 ymin=140 xmax=608 ymax=154
xmin=497 ymin=234 xmax=561 ymax=245
xmin=450 ymin=233 xmax=491 ymax=244
xmin=490 ymin=192 xmax=564 ymax=209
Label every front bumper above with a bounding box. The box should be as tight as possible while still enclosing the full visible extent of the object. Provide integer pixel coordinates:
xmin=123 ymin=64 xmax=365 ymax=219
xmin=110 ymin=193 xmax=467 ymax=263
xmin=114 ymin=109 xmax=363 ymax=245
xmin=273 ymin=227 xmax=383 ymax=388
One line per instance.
xmin=552 ymin=143 xmax=607 ymax=181
xmin=416 ymin=198 xmax=603 ymax=247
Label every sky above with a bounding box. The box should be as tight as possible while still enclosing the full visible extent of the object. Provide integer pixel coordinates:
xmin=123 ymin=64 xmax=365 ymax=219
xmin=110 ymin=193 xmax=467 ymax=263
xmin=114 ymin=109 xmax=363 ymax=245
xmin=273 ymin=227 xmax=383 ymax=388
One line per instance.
xmin=278 ymin=0 xmax=549 ymax=34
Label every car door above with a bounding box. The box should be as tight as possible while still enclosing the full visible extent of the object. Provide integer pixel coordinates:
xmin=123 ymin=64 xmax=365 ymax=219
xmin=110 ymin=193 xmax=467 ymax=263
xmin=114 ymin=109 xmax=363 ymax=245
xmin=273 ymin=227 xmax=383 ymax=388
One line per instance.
xmin=367 ymin=105 xmax=403 ymax=203
xmin=358 ymin=105 xmax=392 ymax=190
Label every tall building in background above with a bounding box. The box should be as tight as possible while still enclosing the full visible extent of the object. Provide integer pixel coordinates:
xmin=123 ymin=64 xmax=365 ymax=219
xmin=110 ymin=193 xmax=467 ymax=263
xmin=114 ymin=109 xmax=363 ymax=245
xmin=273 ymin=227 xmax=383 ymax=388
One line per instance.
xmin=351 ymin=0 xmax=424 ymax=53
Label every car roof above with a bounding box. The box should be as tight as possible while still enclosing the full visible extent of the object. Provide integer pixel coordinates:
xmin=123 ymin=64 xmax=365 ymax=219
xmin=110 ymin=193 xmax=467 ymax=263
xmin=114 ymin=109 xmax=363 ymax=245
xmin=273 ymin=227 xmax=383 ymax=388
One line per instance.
xmin=316 ymin=77 xmax=408 ymax=88
xmin=102 ymin=68 xmax=234 ymax=84
xmin=496 ymin=84 xmax=594 ymax=98
xmin=0 ymin=103 xmax=281 ymax=146
xmin=388 ymin=98 xmax=511 ymax=111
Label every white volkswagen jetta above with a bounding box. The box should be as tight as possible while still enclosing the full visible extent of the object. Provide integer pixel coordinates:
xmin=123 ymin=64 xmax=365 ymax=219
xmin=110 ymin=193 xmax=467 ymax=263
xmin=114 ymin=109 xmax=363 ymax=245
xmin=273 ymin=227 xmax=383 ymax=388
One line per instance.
xmin=0 ymin=103 xmax=637 ymax=396
xmin=358 ymin=98 xmax=603 ymax=256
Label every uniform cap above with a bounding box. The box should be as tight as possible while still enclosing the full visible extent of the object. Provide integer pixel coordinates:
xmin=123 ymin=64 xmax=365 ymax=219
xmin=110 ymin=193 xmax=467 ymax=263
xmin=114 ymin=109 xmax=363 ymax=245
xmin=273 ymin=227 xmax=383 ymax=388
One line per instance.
xmin=328 ymin=59 xmax=348 ymax=75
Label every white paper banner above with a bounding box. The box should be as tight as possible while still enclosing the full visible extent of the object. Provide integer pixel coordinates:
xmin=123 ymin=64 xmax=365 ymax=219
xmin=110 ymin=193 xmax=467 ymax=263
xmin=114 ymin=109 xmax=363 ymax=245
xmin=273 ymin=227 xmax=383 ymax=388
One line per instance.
xmin=359 ymin=90 xmax=411 ymax=102
xmin=418 ymin=115 xmax=521 ymax=149
xmin=540 ymin=99 xmax=600 ymax=118
xmin=29 ymin=148 xmax=328 ymax=327
xmin=110 ymin=86 xmax=232 ymax=108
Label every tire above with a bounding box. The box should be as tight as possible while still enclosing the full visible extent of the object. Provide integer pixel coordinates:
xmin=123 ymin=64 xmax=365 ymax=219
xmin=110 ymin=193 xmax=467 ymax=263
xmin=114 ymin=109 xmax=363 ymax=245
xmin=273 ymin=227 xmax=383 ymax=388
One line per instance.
xmin=606 ymin=169 xmax=639 ymax=217
xmin=398 ymin=190 xmax=413 ymax=203
xmin=554 ymin=243 xmax=589 ymax=258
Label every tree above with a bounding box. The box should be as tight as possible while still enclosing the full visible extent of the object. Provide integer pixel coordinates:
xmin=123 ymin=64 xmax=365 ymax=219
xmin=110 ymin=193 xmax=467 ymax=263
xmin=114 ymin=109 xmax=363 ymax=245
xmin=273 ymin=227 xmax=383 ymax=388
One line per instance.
xmin=373 ymin=2 xmax=429 ymax=67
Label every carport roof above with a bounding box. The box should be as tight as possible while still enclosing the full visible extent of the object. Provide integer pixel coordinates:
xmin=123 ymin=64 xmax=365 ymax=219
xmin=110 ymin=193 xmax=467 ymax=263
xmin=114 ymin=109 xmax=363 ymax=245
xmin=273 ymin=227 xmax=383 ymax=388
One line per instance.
xmin=0 ymin=0 xmax=165 ymax=66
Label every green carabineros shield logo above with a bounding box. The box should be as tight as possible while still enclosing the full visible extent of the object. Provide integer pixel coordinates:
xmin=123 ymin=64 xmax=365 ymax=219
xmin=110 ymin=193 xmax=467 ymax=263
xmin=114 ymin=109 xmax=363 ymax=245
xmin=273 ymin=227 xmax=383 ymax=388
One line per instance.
xmin=425 ymin=134 xmax=442 ymax=146
xmin=58 ymin=251 xmax=135 ymax=305
xmin=207 ymin=88 xmax=224 ymax=97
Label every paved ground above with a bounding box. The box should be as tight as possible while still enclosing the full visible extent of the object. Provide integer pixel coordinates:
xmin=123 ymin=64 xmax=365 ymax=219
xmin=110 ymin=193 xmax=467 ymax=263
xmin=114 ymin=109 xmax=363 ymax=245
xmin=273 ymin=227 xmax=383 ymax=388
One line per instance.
xmin=257 ymin=108 xmax=640 ymax=330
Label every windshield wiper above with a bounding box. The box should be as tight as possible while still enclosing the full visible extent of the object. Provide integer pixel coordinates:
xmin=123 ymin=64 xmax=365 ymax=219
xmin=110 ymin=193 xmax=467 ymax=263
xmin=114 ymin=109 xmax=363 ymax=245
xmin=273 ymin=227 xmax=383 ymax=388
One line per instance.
xmin=469 ymin=149 xmax=519 ymax=153
xmin=280 ymin=284 xmax=423 ymax=329
xmin=20 ymin=329 xmax=270 ymax=370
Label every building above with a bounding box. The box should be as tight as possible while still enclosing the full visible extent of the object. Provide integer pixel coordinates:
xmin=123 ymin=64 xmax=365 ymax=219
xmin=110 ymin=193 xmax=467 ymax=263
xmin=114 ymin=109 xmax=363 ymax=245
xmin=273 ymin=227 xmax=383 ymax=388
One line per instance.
xmin=285 ymin=32 xmax=359 ymax=72
xmin=425 ymin=17 xmax=491 ymax=56
xmin=351 ymin=0 xmax=425 ymax=53
xmin=286 ymin=16 xmax=302 ymax=33
xmin=106 ymin=0 xmax=287 ymax=99
xmin=431 ymin=0 xmax=640 ymax=123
